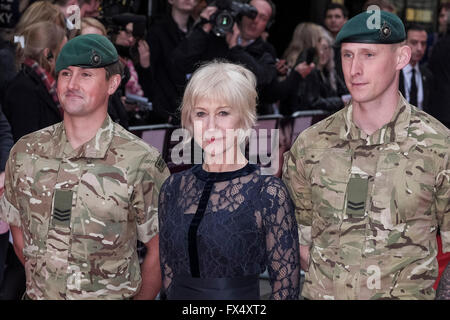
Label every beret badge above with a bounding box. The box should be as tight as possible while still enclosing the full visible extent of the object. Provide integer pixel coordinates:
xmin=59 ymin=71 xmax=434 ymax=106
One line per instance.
xmin=91 ymin=50 xmax=102 ymax=67
xmin=380 ymin=21 xmax=391 ymax=40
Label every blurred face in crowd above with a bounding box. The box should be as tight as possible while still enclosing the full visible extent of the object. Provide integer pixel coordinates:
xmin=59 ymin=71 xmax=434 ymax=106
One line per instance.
xmin=80 ymin=0 xmax=100 ymax=18
xmin=115 ymin=23 xmax=135 ymax=47
xmin=168 ymin=0 xmax=198 ymax=13
xmin=406 ymin=30 xmax=427 ymax=66
xmin=324 ymin=8 xmax=347 ymax=36
xmin=57 ymin=67 xmax=120 ymax=118
xmin=191 ymin=98 xmax=242 ymax=160
xmin=439 ymin=6 xmax=448 ymax=33
xmin=341 ymin=42 xmax=410 ymax=104
xmin=317 ymin=38 xmax=331 ymax=69
xmin=240 ymin=0 xmax=272 ymax=41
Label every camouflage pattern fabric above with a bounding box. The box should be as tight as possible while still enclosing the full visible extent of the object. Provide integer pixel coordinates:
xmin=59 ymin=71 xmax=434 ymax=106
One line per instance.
xmin=282 ymin=94 xmax=450 ymax=300
xmin=0 ymin=116 xmax=170 ymax=299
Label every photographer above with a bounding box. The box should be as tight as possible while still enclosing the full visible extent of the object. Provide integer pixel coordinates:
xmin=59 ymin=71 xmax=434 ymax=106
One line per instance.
xmin=172 ymin=0 xmax=314 ymax=116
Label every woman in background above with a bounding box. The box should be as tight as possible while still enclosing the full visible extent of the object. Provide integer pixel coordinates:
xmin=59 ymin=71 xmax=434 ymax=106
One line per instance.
xmin=2 ymin=21 xmax=67 ymax=142
xmin=296 ymin=27 xmax=349 ymax=111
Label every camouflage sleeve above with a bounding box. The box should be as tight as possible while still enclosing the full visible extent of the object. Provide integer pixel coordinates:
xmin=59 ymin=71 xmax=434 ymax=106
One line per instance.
xmin=131 ymin=153 xmax=170 ymax=244
xmin=281 ymin=137 xmax=312 ymax=246
xmin=436 ymin=151 xmax=450 ymax=253
xmin=0 ymin=151 xmax=21 ymax=227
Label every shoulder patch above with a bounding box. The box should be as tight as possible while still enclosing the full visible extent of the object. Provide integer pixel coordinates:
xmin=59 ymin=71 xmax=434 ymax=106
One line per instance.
xmin=155 ymin=154 xmax=167 ymax=173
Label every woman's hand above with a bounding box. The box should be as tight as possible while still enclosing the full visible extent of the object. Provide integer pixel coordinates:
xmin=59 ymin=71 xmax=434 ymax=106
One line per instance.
xmin=294 ymin=61 xmax=315 ymax=79
xmin=138 ymin=40 xmax=150 ymax=69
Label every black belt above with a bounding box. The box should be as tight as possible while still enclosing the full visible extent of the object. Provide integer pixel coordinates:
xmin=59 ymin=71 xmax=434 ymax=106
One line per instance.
xmin=168 ymin=275 xmax=260 ymax=300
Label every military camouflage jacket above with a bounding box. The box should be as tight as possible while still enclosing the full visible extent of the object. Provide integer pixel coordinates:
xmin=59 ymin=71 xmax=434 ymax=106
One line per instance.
xmin=0 ymin=116 xmax=170 ymax=299
xmin=283 ymin=94 xmax=450 ymax=300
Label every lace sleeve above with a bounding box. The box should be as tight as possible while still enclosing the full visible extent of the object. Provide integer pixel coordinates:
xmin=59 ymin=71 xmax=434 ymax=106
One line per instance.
xmin=436 ymin=262 xmax=450 ymax=300
xmin=158 ymin=176 xmax=174 ymax=294
xmin=261 ymin=177 xmax=300 ymax=300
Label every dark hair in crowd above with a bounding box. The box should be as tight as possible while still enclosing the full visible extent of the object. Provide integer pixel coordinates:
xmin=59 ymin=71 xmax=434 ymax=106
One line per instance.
xmin=406 ymin=24 xmax=427 ymax=34
xmin=245 ymin=0 xmax=276 ymax=23
xmin=325 ymin=3 xmax=348 ymax=18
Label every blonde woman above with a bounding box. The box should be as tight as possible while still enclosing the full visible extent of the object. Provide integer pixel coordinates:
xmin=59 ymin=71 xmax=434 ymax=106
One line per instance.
xmin=295 ymin=28 xmax=349 ymax=111
xmin=14 ymin=1 xmax=66 ymax=37
xmin=158 ymin=61 xmax=300 ymax=300
xmin=283 ymin=22 xmax=324 ymax=70
xmin=81 ymin=17 xmax=107 ymax=36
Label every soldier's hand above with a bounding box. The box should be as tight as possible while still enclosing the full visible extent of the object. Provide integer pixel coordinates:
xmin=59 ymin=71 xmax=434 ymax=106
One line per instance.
xmin=138 ymin=40 xmax=150 ymax=69
xmin=300 ymin=245 xmax=310 ymax=271
xmin=294 ymin=61 xmax=315 ymax=79
xmin=200 ymin=6 xmax=218 ymax=33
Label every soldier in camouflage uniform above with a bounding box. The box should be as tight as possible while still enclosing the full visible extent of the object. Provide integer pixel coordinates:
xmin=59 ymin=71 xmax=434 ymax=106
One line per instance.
xmin=0 ymin=34 xmax=170 ymax=299
xmin=283 ymin=10 xmax=450 ymax=299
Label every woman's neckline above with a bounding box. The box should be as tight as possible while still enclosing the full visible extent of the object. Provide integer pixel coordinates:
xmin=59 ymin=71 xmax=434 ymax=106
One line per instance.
xmin=192 ymin=162 xmax=257 ymax=182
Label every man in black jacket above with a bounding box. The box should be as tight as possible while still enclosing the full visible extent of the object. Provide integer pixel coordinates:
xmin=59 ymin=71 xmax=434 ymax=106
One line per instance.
xmin=172 ymin=0 xmax=313 ymax=116
xmin=141 ymin=0 xmax=197 ymax=124
xmin=399 ymin=24 xmax=433 ymax=112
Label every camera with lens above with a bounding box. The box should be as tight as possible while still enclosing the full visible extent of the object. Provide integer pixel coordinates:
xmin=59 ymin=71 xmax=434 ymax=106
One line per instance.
xmin=207 ymin=0 xmax=257 ymax=37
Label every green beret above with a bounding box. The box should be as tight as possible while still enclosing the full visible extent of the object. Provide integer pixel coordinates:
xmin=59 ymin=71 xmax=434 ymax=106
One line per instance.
xmin=335 ymin=10 xmax=406 ymax=46
xmin=56 ymin=34 xmax=118 ymax=73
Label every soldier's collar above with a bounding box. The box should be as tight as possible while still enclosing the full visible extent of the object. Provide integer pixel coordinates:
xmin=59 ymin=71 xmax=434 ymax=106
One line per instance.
xmin=341 ymin=93 xmax=411 ymax=146
xmin=55 ymin=115 xmax=114 ymax=159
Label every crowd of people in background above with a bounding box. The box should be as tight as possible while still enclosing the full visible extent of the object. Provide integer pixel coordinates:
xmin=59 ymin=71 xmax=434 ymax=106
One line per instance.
xmin=1 ymin=0 xmax=449 ymax=128
xmin=0 ymin=0 xmax=449 ymax=300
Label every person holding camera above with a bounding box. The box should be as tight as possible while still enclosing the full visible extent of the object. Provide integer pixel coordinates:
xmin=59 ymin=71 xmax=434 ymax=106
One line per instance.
xmin=172 ymin=0 xmax=314 ymax=116
xmin=113 ymin=18 xmax=150 ymax=98
xmin=290 ymin=25 xmax=349 ymax=113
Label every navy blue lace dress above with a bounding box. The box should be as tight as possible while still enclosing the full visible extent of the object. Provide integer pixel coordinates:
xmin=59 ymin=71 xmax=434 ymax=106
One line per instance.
xmin=158 ymin=163 xmax=300 ymax=300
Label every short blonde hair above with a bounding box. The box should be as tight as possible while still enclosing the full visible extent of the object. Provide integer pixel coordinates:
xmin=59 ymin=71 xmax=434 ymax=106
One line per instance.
xmin=81 ymin=17 xmax=107 ymax=36
xmin=181 ymin=60 xmax=257 ymax=134
xmin=15 ymin=1 xmax=66 ymax=36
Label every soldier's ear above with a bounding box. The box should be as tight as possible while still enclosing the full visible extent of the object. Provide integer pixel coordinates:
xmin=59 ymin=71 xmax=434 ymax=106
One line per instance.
xmin=396 ymin=44 xmax=411 ymax=71
xmin=107 ymin=74 xmax=121 ymax=95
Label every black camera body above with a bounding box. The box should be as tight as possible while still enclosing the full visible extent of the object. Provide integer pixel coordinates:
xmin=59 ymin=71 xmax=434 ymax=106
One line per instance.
xmin=208 ymin=0 xmax=257 ymax=37
xmin=296 ymin=47 xmax=319 ymax=65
